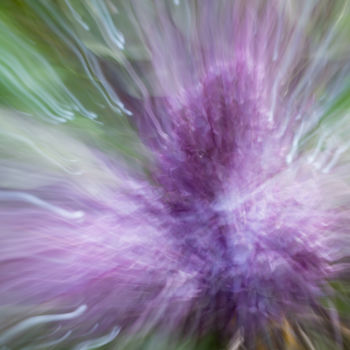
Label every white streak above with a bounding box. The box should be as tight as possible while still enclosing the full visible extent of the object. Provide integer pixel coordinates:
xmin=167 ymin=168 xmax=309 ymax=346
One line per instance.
xmin=73 ymin=326 xmax=120 ymax=350
xmin=228 ymin=329 xmax=243 ymax=350
xmin=297 ymin=325 xmax=316 ymax=350
xmin=286 ymin=120 xmax=305 ymax=164
xmin=22 ymin=330 xmax=72 ymax=350
xmin=322 ymin=143 xmax=350 ymax=173
xmin=64 ymin=0 xmax=89 ymax=30
xmin=0 ymin=191 xmax=84 ymax=219
xmin=0 ymin=305 xmax=87 ymax=344
xmin=0 ymin=131 xmax=83 ymax=175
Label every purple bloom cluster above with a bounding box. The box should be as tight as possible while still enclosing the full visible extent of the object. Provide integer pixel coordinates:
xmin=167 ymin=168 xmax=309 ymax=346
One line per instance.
xmin=137 ymin=63 xmax=333 ymax=331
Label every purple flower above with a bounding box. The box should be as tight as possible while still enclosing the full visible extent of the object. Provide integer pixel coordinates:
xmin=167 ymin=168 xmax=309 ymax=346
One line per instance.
xmin=0 ymin=0 xmax=349 ymax=348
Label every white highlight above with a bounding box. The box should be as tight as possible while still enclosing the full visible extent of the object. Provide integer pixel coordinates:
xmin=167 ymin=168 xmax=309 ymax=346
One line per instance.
xmin=22 ymin=330 xmax=73 ymax=350
xmin=297 ymin=324 xmax=316 ymax=350
xmin=0 ymin=131 xmax=83 ymax=175
xmin=64 ymin=0 xmax=89 ymax=30
xmin=0 ymin=191 xmax=84 ymax=219
xmin=73 ymin=326 xmax=120 ymax=350
xmin=322 ymin=143 xmax=350 ymax=173
xmin=228 ymin=329 xmax=244 ymax=350
xmin=0 ymin=305 xmax=87 ymax=344
xmin=87 ymin=0 xmax=125 ymax=50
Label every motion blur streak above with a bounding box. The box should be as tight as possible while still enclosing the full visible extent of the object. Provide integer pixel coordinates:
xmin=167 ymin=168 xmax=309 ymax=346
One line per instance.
xmin=1 ymin=1 xmax=350 ymax=349
xmin=0 ymin=305 xmax=86 ymax=344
